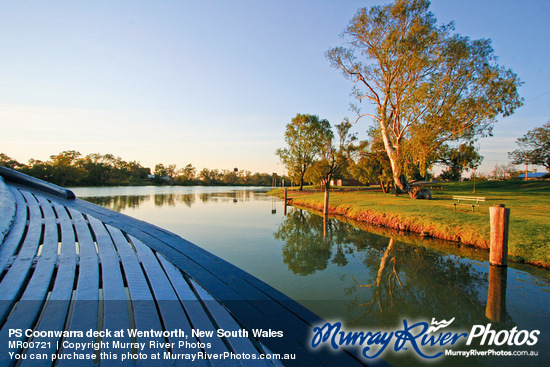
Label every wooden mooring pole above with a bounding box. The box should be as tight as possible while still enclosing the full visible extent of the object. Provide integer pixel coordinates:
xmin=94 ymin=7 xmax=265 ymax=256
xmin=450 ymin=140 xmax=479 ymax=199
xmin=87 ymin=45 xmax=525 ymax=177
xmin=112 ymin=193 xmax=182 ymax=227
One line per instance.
xmin=323 ymin=189 xmax=329 ymax=216
xmin=486 ymin=204 xmax=510 ymax=322
xmin=486 ymin=265 xmax=507 ymax=323
xmin=283 ymin=189 xmax=288 ymax=216
xmin=489 ymin=204 xmax=510 ymax=267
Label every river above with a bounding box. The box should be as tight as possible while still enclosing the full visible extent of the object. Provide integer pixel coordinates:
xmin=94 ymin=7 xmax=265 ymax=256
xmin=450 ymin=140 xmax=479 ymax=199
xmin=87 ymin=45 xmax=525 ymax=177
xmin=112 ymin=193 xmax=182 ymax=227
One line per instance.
xmin=71 ymin=185 xmax=550 ymax=366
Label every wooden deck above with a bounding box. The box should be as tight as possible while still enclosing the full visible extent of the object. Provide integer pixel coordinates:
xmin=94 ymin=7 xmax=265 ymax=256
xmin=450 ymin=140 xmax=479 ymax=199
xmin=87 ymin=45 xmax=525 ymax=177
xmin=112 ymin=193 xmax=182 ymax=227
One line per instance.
xmin=0 ymin=168 xmax=378 ymax=366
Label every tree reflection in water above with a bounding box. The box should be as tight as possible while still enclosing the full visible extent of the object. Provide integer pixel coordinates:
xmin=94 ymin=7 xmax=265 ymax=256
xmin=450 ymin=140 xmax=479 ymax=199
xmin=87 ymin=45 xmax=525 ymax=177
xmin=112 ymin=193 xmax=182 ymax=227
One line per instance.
xmin=274 ymin=209 xmax=333 ymax=275
xmin=78 ymin=190 xmax=548 ymax=366
xmin=272 ymin=207 xmax=546 ymax=366
xmin=83 ymin=195 xmax=151 ymax=212
xmin=274 ymin=208 xmax=501 ymax=330
xmin=81 ymin=190 xmax=265 ymax=212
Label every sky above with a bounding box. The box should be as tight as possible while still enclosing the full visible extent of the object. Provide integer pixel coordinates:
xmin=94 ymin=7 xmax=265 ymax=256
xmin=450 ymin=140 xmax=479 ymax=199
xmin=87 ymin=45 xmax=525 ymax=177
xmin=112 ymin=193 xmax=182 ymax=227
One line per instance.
xmin=1 ymin=0 xmax=549 ymax=175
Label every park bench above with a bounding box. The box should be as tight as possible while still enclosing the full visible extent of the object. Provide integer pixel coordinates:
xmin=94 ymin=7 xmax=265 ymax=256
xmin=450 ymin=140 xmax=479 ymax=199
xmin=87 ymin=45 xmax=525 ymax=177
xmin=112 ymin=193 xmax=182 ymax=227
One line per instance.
xmin=452 ymin=195 xmax=486 ymax=212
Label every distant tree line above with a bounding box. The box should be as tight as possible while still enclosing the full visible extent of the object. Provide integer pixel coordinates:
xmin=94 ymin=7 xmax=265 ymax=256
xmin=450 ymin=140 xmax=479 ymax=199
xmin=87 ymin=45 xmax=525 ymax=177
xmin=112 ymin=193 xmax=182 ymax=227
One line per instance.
xmin=0 ymin=151 xmax=276 ymax=187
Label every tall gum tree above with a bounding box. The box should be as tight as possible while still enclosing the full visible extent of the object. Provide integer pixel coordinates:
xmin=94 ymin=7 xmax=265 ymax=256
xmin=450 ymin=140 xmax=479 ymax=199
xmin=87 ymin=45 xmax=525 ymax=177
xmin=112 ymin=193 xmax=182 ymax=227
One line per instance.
xmin=327 ymin=0 xmax=523 ymax=191
xmin=276 ymin=114 xmax=331 ymax=190
xmin=306 ymin=121 xmax=357 ymax=215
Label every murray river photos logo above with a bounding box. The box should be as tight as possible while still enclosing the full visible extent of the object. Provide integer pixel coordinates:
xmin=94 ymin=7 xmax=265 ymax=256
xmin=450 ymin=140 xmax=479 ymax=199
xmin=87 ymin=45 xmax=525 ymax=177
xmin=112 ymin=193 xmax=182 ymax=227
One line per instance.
xmin=310 ymin=318 xmax=540 ymax=360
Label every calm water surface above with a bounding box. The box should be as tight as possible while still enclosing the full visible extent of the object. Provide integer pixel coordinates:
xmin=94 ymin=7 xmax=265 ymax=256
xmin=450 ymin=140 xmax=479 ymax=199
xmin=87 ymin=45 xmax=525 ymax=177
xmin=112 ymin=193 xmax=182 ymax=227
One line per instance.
xmin=71 ymin=186 xmax=550 ymax=366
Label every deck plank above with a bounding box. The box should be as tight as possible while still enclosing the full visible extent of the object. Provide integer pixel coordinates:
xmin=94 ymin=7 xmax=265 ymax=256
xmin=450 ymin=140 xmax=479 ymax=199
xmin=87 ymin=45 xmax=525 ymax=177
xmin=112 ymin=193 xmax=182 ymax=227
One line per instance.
xmin=0 ymin=193 xmax=60 ymax=366
xmin=0 ymin=190 xmax=42 ymax=324
xmin=130 ymin=236 xmax=208 ymax=367
xmin=105 ymin=224 xmax=166 ymax=367
xmin=0 ymin=188 xmax=27 ymax=274
xmin=19 ymin=202 xmax=78 ymax=367
xmin=157 ymin=254 xmax=240 ymax=367
xmin=87 ymin=216 xmax=133 ymax=367
xmin=56 ymin=208 xmax=100 ymax=367
xmin=189 ymin=278 xmax=272 ymax=366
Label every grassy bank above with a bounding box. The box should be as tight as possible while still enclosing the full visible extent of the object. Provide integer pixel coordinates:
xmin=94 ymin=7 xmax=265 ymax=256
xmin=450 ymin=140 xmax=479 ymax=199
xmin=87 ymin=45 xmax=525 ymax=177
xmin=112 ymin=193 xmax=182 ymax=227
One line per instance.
xmin=270 ymin=180 xmax=550 ymax=268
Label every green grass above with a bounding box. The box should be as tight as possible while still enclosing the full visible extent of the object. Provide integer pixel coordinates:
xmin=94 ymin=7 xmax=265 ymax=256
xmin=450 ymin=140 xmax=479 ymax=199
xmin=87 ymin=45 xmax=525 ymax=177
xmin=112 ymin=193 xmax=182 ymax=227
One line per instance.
xmin=270 ymin=180 xmax=550 ymax=268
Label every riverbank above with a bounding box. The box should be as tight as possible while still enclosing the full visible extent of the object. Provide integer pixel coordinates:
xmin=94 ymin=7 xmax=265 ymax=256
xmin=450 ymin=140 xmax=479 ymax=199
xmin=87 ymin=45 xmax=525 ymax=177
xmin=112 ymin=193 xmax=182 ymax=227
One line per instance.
xmin=269 ymin=180 xmax=550 ymax=268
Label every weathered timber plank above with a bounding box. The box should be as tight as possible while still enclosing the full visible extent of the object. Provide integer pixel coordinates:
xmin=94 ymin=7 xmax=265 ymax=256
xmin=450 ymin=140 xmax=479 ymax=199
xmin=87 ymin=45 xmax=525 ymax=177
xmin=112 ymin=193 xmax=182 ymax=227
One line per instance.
xmin=0 ymin=190 xmax=43 ymax=324
xmin=87 ymin=216 xmax=133 ymax=367
xmin=19 ymin=201 xmax=78 ymax=367
xmin=56 ymin=208 xmax=99 ymax=367
xmin=130 ymin=236 xmax=207 ymax=366
xmin=0 ymin=188 xmax=27 ymax=273
xmin=105 ymin=224 xmax=166 ymax=367
xmin=156 ymin=254 xmax=236 ymax=365
xmin=0 ymin=176 xmax=16 ymax=245
xmin=0 ymin=193 xmax=60 ymax=367
xmin=87 ymin=217 xmax=125 ymax=301
xmin=49 ymin=202 xmax=77 ymax=301
xmin=69 ymin=208 xmax=99 ymax=300
xmin=190 ymin=278 xmax=272 ymax=367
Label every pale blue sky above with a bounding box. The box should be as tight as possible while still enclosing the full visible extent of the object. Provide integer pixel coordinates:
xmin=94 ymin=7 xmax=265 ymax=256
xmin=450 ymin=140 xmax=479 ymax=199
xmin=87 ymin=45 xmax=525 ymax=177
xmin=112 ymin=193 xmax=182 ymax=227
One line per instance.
xmin=1 ymin=0 xmax=549 ymax=175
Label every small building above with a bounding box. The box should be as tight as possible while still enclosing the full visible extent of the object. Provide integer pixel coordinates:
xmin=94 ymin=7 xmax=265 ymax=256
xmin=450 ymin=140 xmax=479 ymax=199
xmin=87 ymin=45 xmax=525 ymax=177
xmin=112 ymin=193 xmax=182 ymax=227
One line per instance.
xmin=516 ymin=172 xmax=548 ymax=180
xmin=330 ymin=178 xmax=366 ymax=186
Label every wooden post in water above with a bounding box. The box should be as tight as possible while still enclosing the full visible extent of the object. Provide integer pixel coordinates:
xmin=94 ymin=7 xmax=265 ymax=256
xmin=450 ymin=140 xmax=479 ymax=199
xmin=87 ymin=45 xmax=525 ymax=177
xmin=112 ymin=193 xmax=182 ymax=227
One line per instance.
xmin=487 ymin=204 xmax=510 ymax=322
xmin=489 ymin=204 xmax=510 ymax=267
xmin=323 ymin=189 xmax=329 ymax=216
xmin=486 ymin=265 xmax=507 ymax=323
xmin=283 ymin=189 xmax=288 ymax=216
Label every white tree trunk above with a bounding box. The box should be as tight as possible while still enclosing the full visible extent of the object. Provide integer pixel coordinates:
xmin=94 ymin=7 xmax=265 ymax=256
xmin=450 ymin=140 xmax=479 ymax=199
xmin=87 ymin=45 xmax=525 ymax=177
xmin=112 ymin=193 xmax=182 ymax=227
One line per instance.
xmin=379 ymin=121 xmax=407 ymax=192
xmin=323 ymin=186 xmax=330 ymax=216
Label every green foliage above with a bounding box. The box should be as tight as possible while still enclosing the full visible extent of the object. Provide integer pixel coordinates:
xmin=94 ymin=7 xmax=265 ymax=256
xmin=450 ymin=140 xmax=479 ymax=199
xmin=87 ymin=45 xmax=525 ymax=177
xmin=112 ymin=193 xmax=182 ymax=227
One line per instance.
xmin=349 ymin=128 xmax=394 ymax=192
xmin=195 ymin=167 xmax=273 ymax=186
xmin=437 ymin=143 xmax=483 ymax=181
xmin=14 ymin=151 xmax=151 ymax=186
xmin=276 ymin=114 xmax=332 ymax=190
xmin=2 ymin=151 xmax=275 ymax=187
xmin=0 ymin=153 xmax=23 ymax=169
xmin=305 ymin=120 xmax=358 ymax=189
xmin=175 ymin=163 xmax=196 ymax=184
xmin=327 ymin=0 xmax=523 ymax=191
xmin=509 ymin=121 xmax=550 ymax=170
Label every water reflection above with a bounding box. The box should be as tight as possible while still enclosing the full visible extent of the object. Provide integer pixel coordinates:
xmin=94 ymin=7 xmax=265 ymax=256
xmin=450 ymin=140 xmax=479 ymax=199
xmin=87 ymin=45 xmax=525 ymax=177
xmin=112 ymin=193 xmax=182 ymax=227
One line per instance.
xmin=274 ymin=207 xmax=548 ymax=366
xmin=274 ymin=209 xmax=333 ymax=275
xmin=486 ymin=266 xmax=507 ymax=323
xmin=75 ymin=187 xmax=549 ymax=366
xmin=84 ymin=195 xmax=150 ymax=211
xmin=81 ymin=190 xmax=267 ymax=212
xmin=274 ymin=208 xmax=491 ymax=327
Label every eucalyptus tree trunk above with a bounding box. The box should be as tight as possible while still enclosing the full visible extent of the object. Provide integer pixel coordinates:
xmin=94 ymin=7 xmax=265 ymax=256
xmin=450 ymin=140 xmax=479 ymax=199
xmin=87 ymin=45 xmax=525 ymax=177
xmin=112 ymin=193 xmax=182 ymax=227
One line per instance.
xmin=379 ymin=119 xmax=408 ymax=192
xmin=299 ymin=163 xmax=306 ymax=191
xmin=323 ymin=180 xmax=330 ymax=216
